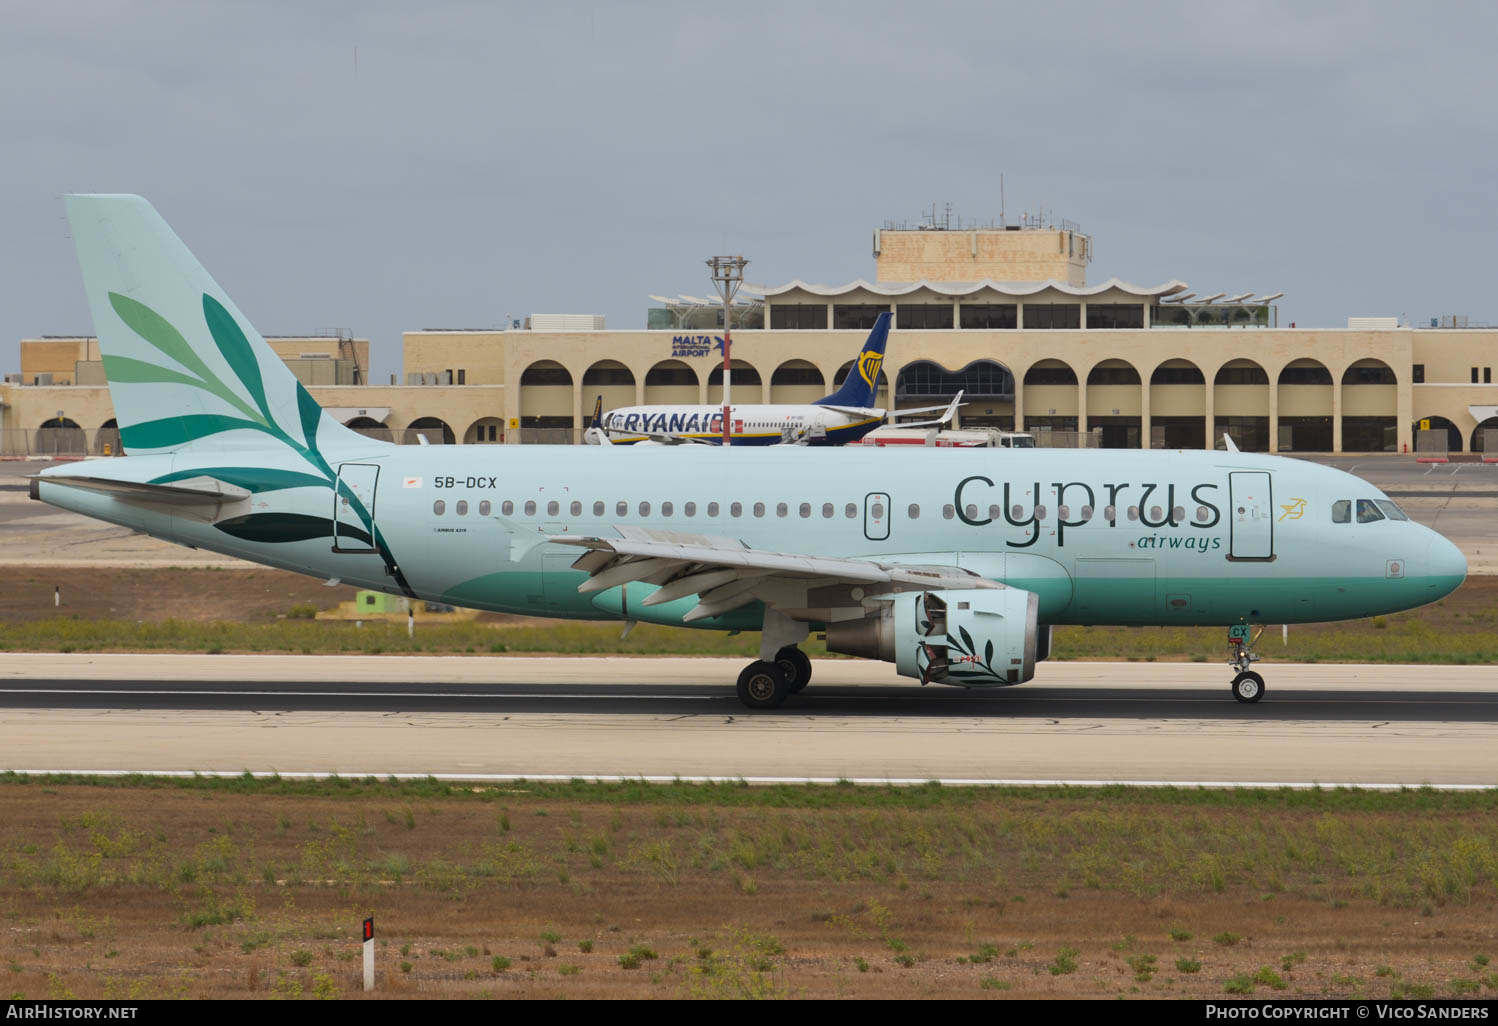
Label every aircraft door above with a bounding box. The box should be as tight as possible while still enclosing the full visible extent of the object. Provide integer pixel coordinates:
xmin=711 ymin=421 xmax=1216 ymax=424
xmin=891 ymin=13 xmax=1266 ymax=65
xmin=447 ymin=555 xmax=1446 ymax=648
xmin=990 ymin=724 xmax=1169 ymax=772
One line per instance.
xmin=333 ymin=463 xmax=380 ymax=554
xmin=864 ymin=492 xmax=890 ymax=541
xmin=1228 ymin=471 xmax=1274 ymax=560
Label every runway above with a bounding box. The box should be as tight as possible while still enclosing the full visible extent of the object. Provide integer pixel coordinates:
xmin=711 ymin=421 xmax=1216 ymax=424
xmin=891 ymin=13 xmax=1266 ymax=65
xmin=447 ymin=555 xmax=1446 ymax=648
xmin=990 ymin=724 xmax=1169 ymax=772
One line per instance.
xmin=2 ymin=655 xmax=1496 ymax=786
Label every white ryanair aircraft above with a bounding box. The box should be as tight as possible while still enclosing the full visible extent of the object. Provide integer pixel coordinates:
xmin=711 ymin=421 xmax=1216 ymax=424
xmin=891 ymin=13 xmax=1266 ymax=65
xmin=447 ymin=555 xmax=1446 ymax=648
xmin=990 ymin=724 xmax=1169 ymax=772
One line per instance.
xmin=591 ymin=312 xmax=961 ymax=446
xmin=34 ymin=196 xmax=1467 ymax=709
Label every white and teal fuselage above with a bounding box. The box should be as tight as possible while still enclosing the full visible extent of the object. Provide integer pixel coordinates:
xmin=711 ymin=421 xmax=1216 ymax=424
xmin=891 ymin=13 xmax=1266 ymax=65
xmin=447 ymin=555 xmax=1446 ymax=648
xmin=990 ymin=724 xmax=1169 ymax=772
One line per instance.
xmin=39 ymin=443 xmax=1467 ymax=632
xmin=37 ymin=193 xmax=1469 ymax=694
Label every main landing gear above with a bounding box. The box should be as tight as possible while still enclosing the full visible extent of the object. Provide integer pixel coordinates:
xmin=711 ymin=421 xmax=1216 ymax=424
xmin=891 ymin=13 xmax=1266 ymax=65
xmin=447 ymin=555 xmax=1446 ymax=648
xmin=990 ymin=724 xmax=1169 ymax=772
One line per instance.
xmin=735 ymin=646 xmax=813 ymax=710
xmin=1227 ymin=624 xmax=1265 ymax=703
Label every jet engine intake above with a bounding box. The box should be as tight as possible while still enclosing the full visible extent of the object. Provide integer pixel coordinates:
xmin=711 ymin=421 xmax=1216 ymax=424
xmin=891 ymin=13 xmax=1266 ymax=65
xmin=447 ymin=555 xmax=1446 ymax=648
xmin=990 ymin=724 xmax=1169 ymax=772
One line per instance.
xmin=825 ymin=587 xmax=1039 ymax=687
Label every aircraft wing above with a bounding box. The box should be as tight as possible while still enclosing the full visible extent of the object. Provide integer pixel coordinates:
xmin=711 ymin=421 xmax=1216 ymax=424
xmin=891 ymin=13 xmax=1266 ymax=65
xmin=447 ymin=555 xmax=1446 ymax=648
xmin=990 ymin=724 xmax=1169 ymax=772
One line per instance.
xmin=549 ymin=526 xmax=995 ymax=623
xmin=888 ymin=390 xmax=965 ymax=428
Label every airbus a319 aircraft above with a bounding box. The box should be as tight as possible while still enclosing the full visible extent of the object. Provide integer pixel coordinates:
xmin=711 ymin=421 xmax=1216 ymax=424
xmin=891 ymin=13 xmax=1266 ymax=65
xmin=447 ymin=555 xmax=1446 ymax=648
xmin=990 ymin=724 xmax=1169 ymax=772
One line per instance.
xmin=594 ymin=313 xmax=959 ymax=445
xmin=35 ymin=196 xmax=1467 ymax=709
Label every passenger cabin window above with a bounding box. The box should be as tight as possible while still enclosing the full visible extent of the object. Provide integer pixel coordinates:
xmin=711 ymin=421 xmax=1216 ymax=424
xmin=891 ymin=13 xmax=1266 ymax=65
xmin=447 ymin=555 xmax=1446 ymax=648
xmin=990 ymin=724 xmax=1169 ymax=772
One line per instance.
xmin=593 ymin=501 xmax=604 ymax=516
xmin=988 ymin=504 xmax=1001 ymax=521
xmin=661 ymin=501 xmax=673 ymax=517
xmin=908 ymin=504 xmax=920 ymax=519
xmin=479 ymin=500 xmax=491 ymax=516
xmin=943 ymin=504 xmax=955 ymax=520
xmin=776 ymin=502 xmax=788 ymax=518
xmin=684 ymin=502 xmax=696 ymax=517
xmin=731 ymin=502 xmax=743 ymax=518
xmin=799 ymin=502 xmax=811 ymax=518
xmin=753 ymin=502 xmax=765 ymax=517
xmin=1332 ymin=500 xmax=1350 ymax=523
xmin=822 ymin=502 xmax=834 ymax=518
xmin=456 ymin=500 xmax=468 ymax=516
xmin=433 ymin=500 xmax=446 ymax=515
xmin=570 ymin=501 xmax=581 ymax=516
xmin=1356 ymin=499 xmax=1385 ymax=523
xmin=502 ymin=500 xmax=514 ymax=515
xmin=547 ymin=500 xmax=559 ymax=516
xmin=707 ymin=501 xmax=719 ymax=517
xmin=524 ymin=500 xmax=537 ymax=516
xmin=616 ymin=501 xmax=628 ymax=517
xmin=845 ymin=503 xmax=857 ymax=518
xmin=639 ymin=501 xmax=651 ymax=516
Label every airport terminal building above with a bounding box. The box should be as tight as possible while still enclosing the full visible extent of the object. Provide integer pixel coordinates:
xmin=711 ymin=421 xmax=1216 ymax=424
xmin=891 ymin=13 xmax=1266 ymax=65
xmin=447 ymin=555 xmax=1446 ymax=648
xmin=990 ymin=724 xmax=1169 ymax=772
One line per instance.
xmin=4 ymin=218 xmax=1496 ymax=456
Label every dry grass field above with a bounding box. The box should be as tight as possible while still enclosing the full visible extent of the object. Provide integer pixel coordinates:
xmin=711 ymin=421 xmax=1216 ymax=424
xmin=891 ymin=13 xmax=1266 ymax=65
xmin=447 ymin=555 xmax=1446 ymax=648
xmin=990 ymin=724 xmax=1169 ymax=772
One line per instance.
xmin=2 ymin=777 xmax=1498 ymax=1000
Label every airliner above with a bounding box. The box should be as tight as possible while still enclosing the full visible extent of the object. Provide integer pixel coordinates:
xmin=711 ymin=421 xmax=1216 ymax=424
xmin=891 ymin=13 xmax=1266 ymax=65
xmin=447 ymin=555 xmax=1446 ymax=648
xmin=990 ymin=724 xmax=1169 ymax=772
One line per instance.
xmin=593 ymin=313 xmax=959 ymax=445
xmin=33 ymin=196 xmax=1467 ymax=709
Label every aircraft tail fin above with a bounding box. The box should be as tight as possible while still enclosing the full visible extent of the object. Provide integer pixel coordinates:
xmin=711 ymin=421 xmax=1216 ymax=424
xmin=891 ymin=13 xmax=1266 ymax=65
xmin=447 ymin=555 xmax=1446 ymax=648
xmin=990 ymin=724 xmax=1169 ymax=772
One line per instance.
xmin=64 ymin=194 xmax=377 ymax=457
xmin=589 ymin=394 xmax=603 ymax=429
xmin=813 ymin=312 xmax=889 ymax=408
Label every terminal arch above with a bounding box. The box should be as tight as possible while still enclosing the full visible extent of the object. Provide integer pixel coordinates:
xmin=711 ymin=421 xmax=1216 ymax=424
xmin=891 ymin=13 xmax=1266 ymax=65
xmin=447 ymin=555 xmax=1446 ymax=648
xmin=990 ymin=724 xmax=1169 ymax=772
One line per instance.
xmin=896 ymin=359 xmax=1014 ymax=401
xmin=582 ymin=359 xmax=637 ymax=414
xmin=346 ymin=415 xmax=394 ymax=443
xmin=1148 ymin=359 xmax=1205 ymax=449
xmin=1277 ymin=358 xmax=1333 ymax=452
xmin=404 ymin=416 xmax=455 ymax=445
xmin=1472 ymin=416 xmax=1498 ymax=453
xmin=1341 ymin=358 xmax=1397 ymax=452
xmin=1213 ymin=359 xmax=1270 ymax=451
xmin=98 ymin=417 xmax=122 ymax=455
xmin=1413 ymin=415 xmax=1462 ymax=453
xmin=770 ymin=359 xmax=826 ymax=404
xmin=520 ymin=360 xmax=575 ymax=439
xmin=36 ymin=417 xmax=85 ymax=456
xmin=1085 ymin=359 xmax=1142 ymax=447
xmin=708 ymin=360 xmax=762 ymax=405
xmin=1021 ymin=359 xmax=1079 ymax=430
xmin=644 ymin=359 xmax=699 ymax=405
xmin=897 ymin=359 xmax=1015 ymax=429
xmin=464 ymin=417 xmax=506 ymax=444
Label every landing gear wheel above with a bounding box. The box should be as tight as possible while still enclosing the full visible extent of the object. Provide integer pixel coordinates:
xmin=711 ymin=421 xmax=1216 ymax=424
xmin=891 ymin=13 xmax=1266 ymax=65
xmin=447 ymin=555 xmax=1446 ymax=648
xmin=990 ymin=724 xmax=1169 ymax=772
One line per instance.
xmin=774 ymin=646 xmax=813 ymax=693
xmin=737 ymin=660 xmax=792 ymax=710
xmin=1232 ymin=671 xmax=1265 ymax=704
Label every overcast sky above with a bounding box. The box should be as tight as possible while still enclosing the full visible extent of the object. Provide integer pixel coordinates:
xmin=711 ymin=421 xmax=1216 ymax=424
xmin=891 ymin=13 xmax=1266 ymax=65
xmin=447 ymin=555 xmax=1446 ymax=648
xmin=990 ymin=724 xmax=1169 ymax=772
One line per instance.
xmin=3 ymin=1 xmax=1495 ymax=378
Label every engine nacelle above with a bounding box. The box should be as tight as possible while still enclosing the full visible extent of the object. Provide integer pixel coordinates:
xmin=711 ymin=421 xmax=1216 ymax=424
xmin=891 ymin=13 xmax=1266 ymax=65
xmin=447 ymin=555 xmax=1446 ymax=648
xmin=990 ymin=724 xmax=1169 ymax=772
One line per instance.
xmin=825 ymin=588 xmax=1040 ymax=688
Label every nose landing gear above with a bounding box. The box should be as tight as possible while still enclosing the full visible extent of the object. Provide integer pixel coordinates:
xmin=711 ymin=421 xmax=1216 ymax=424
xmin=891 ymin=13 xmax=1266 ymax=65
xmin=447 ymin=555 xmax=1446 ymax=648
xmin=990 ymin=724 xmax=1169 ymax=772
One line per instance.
xmin=1228 ymin=625 xmax=1265 ymax=703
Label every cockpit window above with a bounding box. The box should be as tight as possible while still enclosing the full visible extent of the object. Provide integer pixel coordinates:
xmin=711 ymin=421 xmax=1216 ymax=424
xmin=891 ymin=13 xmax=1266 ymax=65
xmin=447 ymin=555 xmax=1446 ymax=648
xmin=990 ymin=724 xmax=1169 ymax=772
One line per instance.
xmin=1375 ymin=499 xmax=1408 ymax=522
xmin=1356 ymin=499 xmax=1385 ymax=523
xmin=1332 ymin=500 xmax=1350 ymax=523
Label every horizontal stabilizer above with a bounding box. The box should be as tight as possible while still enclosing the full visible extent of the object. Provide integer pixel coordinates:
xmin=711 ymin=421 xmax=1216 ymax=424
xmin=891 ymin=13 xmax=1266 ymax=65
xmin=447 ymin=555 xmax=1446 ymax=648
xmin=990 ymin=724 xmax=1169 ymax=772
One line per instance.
xmin=29 ymin=474 xmax=250 ymax=504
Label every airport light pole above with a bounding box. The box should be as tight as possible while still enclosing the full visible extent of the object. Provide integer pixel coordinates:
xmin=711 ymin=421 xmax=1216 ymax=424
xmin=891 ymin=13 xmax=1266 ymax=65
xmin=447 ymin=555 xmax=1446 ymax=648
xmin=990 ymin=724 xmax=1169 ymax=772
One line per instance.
xmin=708 ymin=256 xmax=748 ymax=447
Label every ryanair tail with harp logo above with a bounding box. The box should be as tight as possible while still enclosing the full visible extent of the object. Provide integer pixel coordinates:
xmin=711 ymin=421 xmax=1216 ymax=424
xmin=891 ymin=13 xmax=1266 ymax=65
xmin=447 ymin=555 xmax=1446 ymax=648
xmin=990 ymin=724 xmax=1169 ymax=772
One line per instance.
xmin=590 ymin=312 xmax=961 ymax=446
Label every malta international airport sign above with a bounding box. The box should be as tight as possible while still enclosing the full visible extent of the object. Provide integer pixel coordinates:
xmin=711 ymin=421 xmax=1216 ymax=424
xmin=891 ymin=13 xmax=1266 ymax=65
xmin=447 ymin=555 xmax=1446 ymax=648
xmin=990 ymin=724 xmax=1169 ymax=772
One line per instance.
xmin=670 ymin=335 xmax=726 ymax=358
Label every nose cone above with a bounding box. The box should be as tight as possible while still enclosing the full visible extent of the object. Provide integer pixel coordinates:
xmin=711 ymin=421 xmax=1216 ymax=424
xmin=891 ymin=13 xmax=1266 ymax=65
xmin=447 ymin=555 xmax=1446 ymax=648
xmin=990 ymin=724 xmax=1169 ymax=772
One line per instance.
xmin=1425 ymin=532 xmax=1467 ymax=601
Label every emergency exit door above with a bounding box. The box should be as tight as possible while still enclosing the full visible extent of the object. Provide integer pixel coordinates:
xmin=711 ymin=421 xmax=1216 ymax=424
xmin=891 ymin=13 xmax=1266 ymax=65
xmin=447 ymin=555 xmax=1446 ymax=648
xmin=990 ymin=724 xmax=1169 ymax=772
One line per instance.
xmin=333 ymin=463 xmax=379 ymax=554
xmin=1228 ymin=471 xmax=1273 ymax=561
xmin=864 ymin=492 xmax=890 ymax=541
